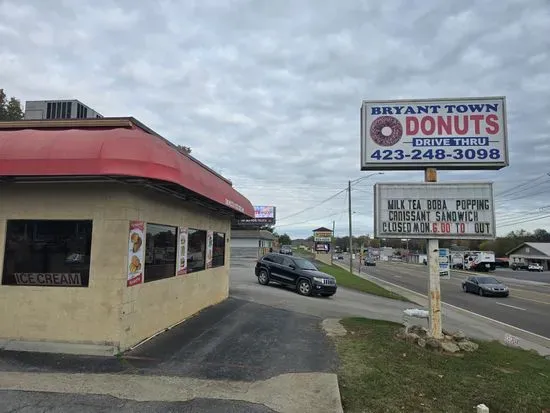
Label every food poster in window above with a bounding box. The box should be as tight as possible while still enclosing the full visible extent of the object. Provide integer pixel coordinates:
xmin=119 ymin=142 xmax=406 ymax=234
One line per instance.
xmin=177 ymin=227 xmax=188 ymax=275
xmin=128 ymin=221 xmax=145 ymax=286
xmin=206 ymin=230 xmax=214 ymax=268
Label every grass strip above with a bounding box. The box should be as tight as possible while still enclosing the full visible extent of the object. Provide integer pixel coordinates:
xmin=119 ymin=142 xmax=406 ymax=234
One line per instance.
xmin=316 ymin=262 xmax=408 ymax=302
xmin=335 ymin=317 xmax=550 ymax=413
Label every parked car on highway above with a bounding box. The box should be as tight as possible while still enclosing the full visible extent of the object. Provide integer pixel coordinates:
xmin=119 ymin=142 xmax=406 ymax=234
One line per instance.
xmin=333 ymin=254 xmax=344 ymax=260
xmin=528 ymin=263 xmax=544 ymax=272
xmin=255 ymin=253 xmax=337 ymax=297
xmin=510 ymin=262 xmax=529 ymax=271
xmin=279 ymin=245 xmax=293 ymax=255
xmin=364 ymin=257 xmax=376 ymax=266
xmin=462 ymin=276 xmax=509 ymax=297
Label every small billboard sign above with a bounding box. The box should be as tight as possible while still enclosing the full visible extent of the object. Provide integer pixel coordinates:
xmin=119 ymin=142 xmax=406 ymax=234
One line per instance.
xmin=235 ymin=205 xmax=276 ymax=226
xmin=374 ymin=182 xmax=496 ymax=240
xmin=439 ymin=248 xmax=450 ymax=279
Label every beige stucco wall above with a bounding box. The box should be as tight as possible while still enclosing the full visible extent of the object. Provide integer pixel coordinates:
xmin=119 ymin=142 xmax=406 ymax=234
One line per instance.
xmin=0 ymin=182 xmax=231 ymax=354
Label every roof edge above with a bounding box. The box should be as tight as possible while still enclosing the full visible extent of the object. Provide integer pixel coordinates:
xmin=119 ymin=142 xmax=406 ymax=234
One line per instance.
xmin=0 ymin=118 xmax=133 ymax=129
xmin=505 ymin=242 xmax=526 ymax=256
xmin=0 ymin=117 xmax=233 ymax=186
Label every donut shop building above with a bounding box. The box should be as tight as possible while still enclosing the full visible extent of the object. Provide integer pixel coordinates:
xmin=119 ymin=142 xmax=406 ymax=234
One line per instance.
xmin=0 ymin=118 xmax=254 ymax=355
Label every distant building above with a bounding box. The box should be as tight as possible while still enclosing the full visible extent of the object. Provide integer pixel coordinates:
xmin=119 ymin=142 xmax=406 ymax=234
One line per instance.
xmin=24 ymin=99 xmax=103 ymax=120
xmin=230 ymin=230 xmax=276 ymax=259
xmin=506 ymin=242 xmax=550 ymax=271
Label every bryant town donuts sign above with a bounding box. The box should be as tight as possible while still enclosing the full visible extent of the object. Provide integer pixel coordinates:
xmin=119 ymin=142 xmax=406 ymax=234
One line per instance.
xmin=360 ymin=97 xmax=509 ymax=171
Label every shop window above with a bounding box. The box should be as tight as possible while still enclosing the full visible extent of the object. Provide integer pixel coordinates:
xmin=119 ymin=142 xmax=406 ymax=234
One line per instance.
xmin=212 ymin=232 xmax=225 ymax=268
xmin=144 ymin=223 xmax=177 ymax=283
xmin=187 ymin=229 xmax=206 ymax=273
xmin=2 ymin=220 xmax=93 ymax=287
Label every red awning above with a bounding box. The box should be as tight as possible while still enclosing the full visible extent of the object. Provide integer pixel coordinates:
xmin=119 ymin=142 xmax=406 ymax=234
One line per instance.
xmin=0 ymin=121 xmax=254 ymax=217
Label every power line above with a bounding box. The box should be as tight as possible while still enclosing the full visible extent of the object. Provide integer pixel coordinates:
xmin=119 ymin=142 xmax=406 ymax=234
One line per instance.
xmin=276 ymin=188 xmax=347 ymax=221
xmin=499 ymin=214 xmax=550 ymax=228
xmin=274 ymin=209 xmax=348 ymax=228
xmin=494 ymin=173 xmax=550 ymax=197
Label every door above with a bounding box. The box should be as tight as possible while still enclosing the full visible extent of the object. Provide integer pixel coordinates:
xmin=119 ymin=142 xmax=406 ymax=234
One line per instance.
xmin=465 ymin=277 xmax=477 ymax=292
xmin=268 ymin=255 xmax=286 ymax=283
xmin=280 ymin=256 xmax=299 ymax=285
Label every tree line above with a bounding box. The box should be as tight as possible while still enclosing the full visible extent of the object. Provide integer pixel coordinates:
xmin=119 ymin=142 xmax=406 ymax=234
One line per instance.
xmin=291 ymin=228 xmax=549 ymax=257
xmin=0 ymin=89 xmax=24 ymax=121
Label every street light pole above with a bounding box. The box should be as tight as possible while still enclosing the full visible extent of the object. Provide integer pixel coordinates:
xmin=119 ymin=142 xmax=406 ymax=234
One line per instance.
xmin=348 ymin=180 xmax=353 ymax=273
xmin=347 ymin=172 xmax=383 ymax=273
xmin=331 ymin=219 xmax=335 ymax=265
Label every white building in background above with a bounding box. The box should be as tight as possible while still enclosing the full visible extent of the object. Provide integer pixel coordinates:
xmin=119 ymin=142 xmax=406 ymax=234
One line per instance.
xmin=24 ymin=99 xmax=103 ymax=120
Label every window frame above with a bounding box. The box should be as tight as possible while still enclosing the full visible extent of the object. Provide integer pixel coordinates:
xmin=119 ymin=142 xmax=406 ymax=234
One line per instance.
xmin=187 ymin=228 xmax=207 ymax=274
xmin=143 ymin=222 xmax=177 ymax=284
xmin=212 ymin=232 xmax=226 ymax=268
xmin=2 ymin=219 xmax=93 ymax=287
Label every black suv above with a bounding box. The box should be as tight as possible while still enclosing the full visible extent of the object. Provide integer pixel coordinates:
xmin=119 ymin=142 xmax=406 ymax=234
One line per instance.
xmin=255 ymin=253 xmax=337 ymax=297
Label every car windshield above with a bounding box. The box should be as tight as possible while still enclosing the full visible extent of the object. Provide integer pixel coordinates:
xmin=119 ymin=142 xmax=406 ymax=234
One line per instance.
xmin=477 ymin=277 xmax=499 ymax=284
xmin=293 ymin=258 xmax=317 ymax=270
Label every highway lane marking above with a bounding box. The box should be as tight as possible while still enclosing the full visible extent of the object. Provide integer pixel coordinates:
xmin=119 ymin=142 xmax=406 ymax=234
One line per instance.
xmin=510 ymin=295 xmax=550 ymax=306
xmin=363 ymin=273 xmax=550 ymax=344
xmin=387 ymin=262 xmax=550 ymax=286
xmin=374 ymin=265 xmax=550 ymax=298
xmin=495 ymin=302 xmax=526 ymax=311
xmin=373 ymin=271 xmax=550 ymax=305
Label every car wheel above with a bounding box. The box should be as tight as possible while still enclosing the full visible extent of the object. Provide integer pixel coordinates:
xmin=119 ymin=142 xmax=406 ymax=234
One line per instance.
xmin=462 ymin=284 xmax=468 ymax=293
xmin=478 ymin=288 xmax=484 ymax=297
xmin=504 ymin=293 xmax=509 ymax=297
xmin=297 ymin=279 xmax=312 ymax=296
xmin=257 ymin=269 xmax=270 ymax=285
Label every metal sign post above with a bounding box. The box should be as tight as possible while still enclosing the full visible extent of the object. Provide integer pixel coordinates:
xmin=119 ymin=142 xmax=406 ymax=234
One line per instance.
xmin=425 ymin=168 xmax=442 ymax=339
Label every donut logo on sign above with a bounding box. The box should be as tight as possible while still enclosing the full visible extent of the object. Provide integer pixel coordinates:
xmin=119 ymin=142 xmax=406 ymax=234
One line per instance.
xmin=370 ymin=116 xmax=403 ymax=147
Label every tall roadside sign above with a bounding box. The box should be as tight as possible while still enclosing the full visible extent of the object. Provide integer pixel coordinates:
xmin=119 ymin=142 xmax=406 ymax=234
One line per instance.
xmin=362 ymin=96 xmax=507 ymax=339
xmin=361 ymin=97 xmax=508 ymax=171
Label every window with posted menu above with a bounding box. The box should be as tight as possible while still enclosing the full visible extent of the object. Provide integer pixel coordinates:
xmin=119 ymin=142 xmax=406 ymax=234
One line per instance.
xmin=187 ymin=229 xmax=206 ymax=273
xmin=144 ymin=223 xmax=177 ymax=283
xmin=212 ymin=232 xmax=225 ymax=267
xmin=2 ymin=220 xmax=93 ymax=287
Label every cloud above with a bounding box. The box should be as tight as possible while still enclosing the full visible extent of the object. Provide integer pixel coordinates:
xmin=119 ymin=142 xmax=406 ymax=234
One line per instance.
xmin=1 ymin=0 xmax=549 ymax=239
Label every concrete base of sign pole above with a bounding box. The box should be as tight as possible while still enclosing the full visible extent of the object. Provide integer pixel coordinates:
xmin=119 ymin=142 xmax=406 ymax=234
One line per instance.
xmin=428 ymin=238 xmax=443 ymax=339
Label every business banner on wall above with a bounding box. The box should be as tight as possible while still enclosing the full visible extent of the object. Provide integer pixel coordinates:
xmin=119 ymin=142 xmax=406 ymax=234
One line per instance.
xmin=127 ymin=221 xmax=145 ymax=287
xmin=176 ymin=227 xmax=188 ymax=275
xmin=206 ymin=230 xmax=214 ymax=268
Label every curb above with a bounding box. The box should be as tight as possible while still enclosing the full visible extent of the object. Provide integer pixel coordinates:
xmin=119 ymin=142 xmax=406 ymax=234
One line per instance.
xmin=334 ymin=261 xmax=550 ymax=354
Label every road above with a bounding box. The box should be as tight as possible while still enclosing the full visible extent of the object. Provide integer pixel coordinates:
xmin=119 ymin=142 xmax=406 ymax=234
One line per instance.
xmin=360 ymin=261 xmax=550 ymax=339
xmin=230 ymin=258 xmax=550 ymax=355
xmin=486 ymin=267 xmax=550 ymax=284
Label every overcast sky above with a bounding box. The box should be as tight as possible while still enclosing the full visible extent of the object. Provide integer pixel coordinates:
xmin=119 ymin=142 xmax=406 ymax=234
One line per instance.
xmin=1 ymin=0 xmax=549 ymax=239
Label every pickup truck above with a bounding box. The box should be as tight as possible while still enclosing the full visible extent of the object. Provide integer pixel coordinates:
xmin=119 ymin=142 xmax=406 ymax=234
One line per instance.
xmin=528 ymin=263 xmax=544 ymax=272
xmin=510 ymin=262 xmax=529 ymax=271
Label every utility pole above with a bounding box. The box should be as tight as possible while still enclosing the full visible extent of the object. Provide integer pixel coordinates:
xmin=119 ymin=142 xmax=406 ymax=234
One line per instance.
xmin=348 ymin=180 xmax=353 ymax=273
xmin=426 ymin=168 xmax=442 ymax=339
xmin=331 ymin=220 xmax=335 ymax=265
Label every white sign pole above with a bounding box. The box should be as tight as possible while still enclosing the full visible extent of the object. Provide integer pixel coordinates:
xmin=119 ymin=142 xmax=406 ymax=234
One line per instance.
xmin=425 ymin=168 xmax=442 ymax=339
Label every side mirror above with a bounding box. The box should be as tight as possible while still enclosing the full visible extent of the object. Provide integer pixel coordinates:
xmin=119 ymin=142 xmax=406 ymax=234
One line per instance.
xmin=289 ymin=264 xmax=296 ymax=269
